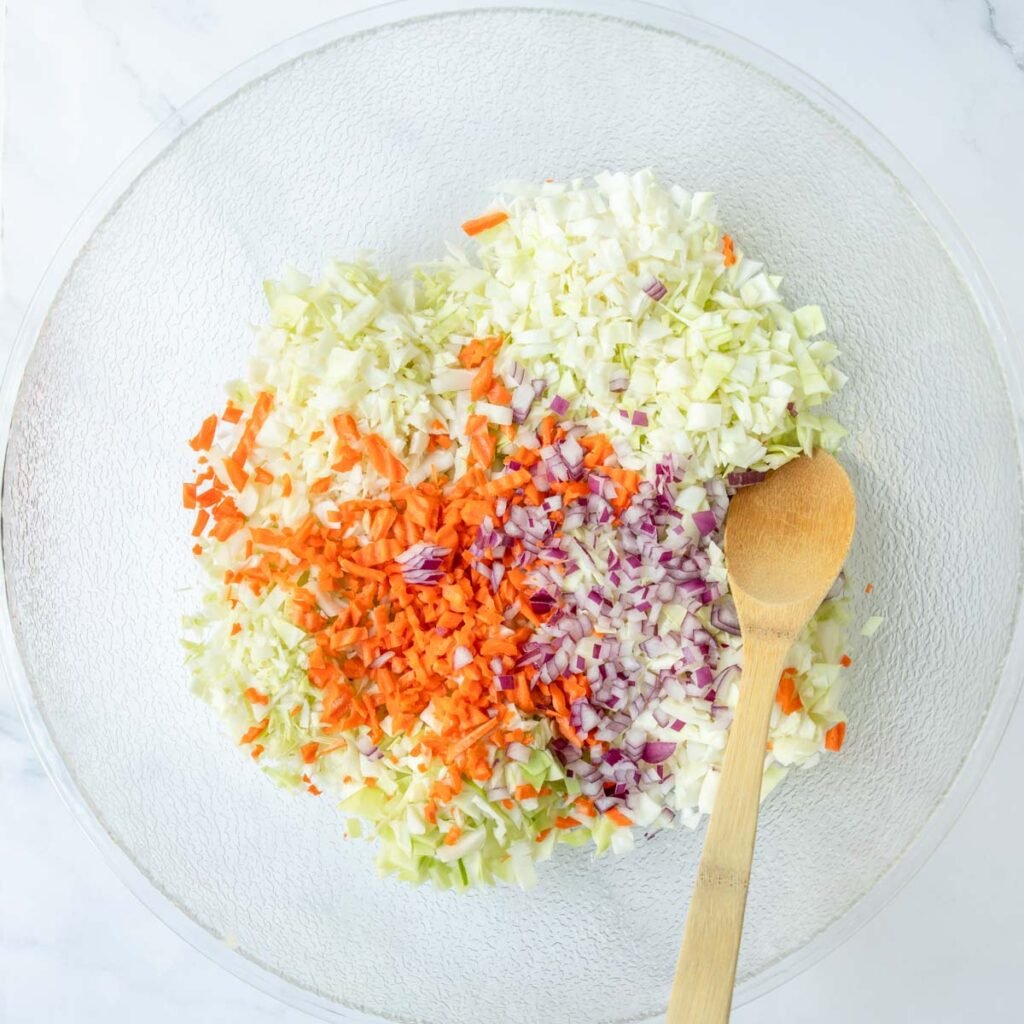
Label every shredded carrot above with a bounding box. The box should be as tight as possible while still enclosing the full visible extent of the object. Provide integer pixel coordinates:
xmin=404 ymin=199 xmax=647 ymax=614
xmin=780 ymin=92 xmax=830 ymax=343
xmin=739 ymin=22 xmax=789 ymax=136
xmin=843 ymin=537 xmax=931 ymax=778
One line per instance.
xmin=865 ymin=582 xmax=875 ymax=594
xmin=444 ymin=826 xmax=463 ymax=846
xmin=365 ymin=434 xmax=407 ymax=484
xmin=722 ymin=233 xmax=736 ymax=267
xmin=353 ymin=539 xmax=404 ymax=567
xmin=182 ymin=411 xmax=630 ymax=800
xmin=222 ymin=403 xmax=243 ymax=424
xmin=776 ymin=673 xmax=803 ymax=715
xmin=470 ymin=356 xmax=494 ymax=400
xmin=333 ymin=413 xmax=361 ymax=442
xmin=461 ymin=211 xmax=509 ymax=237
xmin=606 ymin=808 xmax=632 ymax=827
xmin=232 ymin=391 xmax=274 ymax=466
xmin=470 ymin=429 xmax=496 ymax=467
xmin=458 ymin=336 xmax=502 ymax=369
xmin=487 ymin=382 xmax=512 ymax=405
xmin=574 ymin=797 xmax=597 ymax=818
xmin=250 ymin=744 xmax=264 ymax=760
xmin=555 ymin=816 xmax=581 ymax=829
xmin=239 ymin=718 xmax=269 ymax=744
xmin=300 ymin=742 xmax=320 ymax=764
xmin=224 ymin=457 xmax=249 ymax=492
xmin=825 ymin=721 xmax=846 ymax=752
xmin=230 ymin=623 xmax=242 ymax=636
xmin=189 ymin=415 xmax=217 ymax=452
xmin=244 ymin=687 xmax=268 ymax=705
xmin=839 ymin=654 xmax=853 ymax=668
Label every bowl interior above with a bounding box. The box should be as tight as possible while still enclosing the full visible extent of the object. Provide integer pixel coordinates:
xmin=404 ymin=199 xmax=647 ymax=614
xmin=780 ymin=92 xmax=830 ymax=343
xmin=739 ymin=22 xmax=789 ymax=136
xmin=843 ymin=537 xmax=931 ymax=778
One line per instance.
xmin=3 ymin=7 xmax=1021 ymax=1024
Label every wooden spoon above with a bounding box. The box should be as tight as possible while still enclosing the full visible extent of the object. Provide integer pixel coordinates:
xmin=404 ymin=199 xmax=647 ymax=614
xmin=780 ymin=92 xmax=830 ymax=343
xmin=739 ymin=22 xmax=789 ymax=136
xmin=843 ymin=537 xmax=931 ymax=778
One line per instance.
xmin=668 ymin=451 xmax=856 ymax=1023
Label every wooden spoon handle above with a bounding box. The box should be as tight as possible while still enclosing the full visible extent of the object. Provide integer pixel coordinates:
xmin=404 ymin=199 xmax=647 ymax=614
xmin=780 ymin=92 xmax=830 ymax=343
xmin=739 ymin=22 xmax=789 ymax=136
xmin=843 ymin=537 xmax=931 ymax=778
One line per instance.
xmin=667 ymin=633 xmax=792 ymax=1023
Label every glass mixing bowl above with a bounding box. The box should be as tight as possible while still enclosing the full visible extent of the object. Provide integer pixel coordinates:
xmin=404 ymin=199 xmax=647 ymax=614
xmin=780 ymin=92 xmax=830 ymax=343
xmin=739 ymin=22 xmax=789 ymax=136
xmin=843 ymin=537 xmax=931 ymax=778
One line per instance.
xmin=2 ymin=3 xmax=1021 ymax=1022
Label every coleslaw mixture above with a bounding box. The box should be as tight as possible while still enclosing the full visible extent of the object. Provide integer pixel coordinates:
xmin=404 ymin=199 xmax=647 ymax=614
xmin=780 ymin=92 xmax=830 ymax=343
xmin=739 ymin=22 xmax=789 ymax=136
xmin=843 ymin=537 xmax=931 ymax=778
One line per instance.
xmin=183 ymin=170 xmax=853 ymax=889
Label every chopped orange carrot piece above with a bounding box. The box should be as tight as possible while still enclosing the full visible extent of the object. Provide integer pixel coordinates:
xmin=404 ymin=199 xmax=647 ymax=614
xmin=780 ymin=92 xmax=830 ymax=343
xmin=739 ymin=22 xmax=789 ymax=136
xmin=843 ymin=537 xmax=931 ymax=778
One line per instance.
xmin=189 ymin=415 xmax=217 ymax=452
xmin=461 ymin=211 xmax=508 ymax=236
xmin=224 ymin=457 xmax=249 ymax=492
xmin=776 ymin=674 xmax=803 ymax=714
xmin=723 ymin=233 xmax=736 ymax=267
xmin=825 ymin=722 xmax=846 ymax=751
xmin=239 ymin=718 xmax=269 ymax=744
xmin=191 ymin=509 xmax=210 ymax=537
xmin=470 ymin=356 xmax=494 ymax=400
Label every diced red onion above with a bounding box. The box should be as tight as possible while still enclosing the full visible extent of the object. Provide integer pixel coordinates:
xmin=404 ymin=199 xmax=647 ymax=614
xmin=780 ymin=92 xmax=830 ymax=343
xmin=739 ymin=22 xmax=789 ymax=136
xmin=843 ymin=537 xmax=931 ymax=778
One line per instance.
xmin=713 ymin=665 xmax=741 ymax=691
xmin=642 ymin=741 xmax=676 ymax=764
xmin=693 ymin=665 xmax=713 ymax=688
xmin=727 ymin=470 xmax=767 ymax=488
xmin=511 ymin=383 xmax=536 ymax=423
xmin=710 ymin=598 xmax=741 ymax=636
xmin=692 ymin=510 xmax=717 ymax=536
xmin=641 ymin=276 xmax=668 ymax=301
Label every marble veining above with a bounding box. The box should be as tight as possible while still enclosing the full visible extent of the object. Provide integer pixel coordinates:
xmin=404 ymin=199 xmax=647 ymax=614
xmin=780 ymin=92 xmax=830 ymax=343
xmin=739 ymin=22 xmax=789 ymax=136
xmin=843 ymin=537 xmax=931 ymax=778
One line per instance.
xmin=985 ymin=0 xmax=1024 ymax=69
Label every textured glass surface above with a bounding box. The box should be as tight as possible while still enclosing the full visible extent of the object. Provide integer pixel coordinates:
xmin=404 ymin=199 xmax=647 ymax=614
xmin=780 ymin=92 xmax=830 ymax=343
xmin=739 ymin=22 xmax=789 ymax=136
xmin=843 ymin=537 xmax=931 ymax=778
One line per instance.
xmin=2 ymin=6 xmax=1021 ymax=1024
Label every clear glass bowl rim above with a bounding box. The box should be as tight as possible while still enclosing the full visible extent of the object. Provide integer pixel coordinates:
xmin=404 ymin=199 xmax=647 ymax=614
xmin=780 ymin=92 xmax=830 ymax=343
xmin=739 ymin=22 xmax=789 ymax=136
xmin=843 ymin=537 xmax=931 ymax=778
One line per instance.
xmin=2 ymin=2 xmax=1022 ymax=1020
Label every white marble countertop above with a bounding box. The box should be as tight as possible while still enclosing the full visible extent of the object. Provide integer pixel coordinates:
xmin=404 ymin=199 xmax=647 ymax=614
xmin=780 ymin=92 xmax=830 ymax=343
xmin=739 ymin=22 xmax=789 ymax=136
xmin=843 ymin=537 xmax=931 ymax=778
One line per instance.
xmin=2 ymin=1 xmax=1024 ymax=1021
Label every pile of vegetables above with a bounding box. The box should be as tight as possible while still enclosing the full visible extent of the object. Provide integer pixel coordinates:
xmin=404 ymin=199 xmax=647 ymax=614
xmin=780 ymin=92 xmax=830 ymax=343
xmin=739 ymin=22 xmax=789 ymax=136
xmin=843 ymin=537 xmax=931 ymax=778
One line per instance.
xmin=183 ymin=170 xmax=853 ymax=888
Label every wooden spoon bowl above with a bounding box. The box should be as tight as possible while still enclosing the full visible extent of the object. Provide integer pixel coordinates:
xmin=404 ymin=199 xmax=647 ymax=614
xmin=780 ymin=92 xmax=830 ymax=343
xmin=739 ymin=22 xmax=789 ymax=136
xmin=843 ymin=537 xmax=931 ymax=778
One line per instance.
xmin=668 ymin=451 xmax=855 ymax=1023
